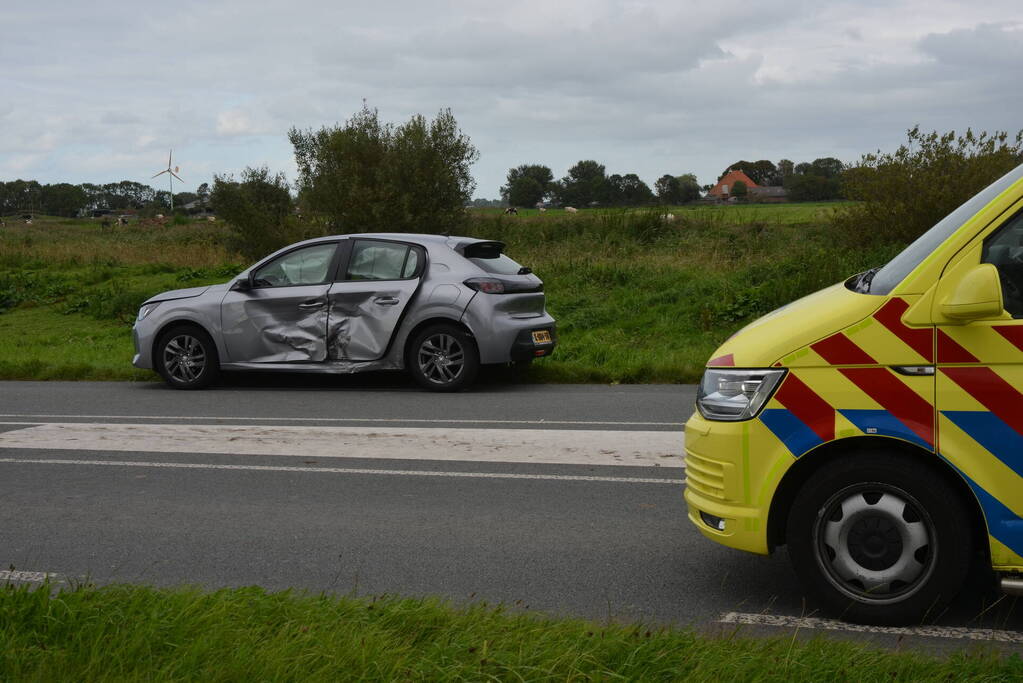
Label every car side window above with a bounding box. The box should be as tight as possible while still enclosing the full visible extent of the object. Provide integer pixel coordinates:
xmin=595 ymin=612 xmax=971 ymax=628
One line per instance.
xmin=982 ymin=212 xmax=1023 ymax=318
xmin=347 ymin=241 xmax=419 ymax=281
xmin=252 ymin=243 xmax=337 ymax=288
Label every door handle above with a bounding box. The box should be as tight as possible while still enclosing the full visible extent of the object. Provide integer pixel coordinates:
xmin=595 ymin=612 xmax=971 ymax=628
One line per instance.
xmin=374 ymin=296 xmax=400 ymax=305
xmin=298 ymin=300 xmax=325 ymax=309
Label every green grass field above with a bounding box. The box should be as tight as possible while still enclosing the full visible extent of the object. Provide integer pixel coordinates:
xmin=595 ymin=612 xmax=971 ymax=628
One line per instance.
xmin=1 ymin=583 xmax=1019 ymax=681
xmin=0 ymin=204 xmax=895 ymax=383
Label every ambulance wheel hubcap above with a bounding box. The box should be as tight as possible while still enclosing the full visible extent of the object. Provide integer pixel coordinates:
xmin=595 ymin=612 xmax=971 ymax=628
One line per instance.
xmin=814 ymin=484 xmax=935 ymax=602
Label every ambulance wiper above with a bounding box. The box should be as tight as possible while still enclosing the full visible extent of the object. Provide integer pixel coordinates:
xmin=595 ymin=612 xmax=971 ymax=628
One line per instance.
xmin=855 ymin=266 xmax=882 ymax=293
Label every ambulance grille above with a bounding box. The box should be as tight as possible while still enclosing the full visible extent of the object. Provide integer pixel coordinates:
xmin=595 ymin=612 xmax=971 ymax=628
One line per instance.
xmin=684 ymin=452 xmax=725 ymax=500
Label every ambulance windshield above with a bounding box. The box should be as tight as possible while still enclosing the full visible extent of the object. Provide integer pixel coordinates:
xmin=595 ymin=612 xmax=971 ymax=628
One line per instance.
xmin=867 ymin=163 xmax=1023 ymax=295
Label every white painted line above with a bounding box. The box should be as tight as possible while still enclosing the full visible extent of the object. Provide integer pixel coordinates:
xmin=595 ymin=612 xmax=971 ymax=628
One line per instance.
xmin=719 ymin=612 xmax=1023 ymax=644
xmin=0 ymin=423 xmax=685 ymax=468
xmin=0 ymin=457 xmax=686 ymax=484
xmin=0 ymin=414 xmax=684 ymax=428
xmin=0 ymin=570 xmax=61 ymax=583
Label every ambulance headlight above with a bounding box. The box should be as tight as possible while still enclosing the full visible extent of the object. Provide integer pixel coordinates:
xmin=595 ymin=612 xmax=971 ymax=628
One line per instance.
xmin=696 ymin=368 xmax=787 ymax=421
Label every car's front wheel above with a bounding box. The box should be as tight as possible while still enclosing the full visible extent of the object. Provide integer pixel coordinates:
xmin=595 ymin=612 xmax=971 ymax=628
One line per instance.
xmin=786 ymin=451 xmax=973 ymax=625
xmin=408 ymin=324 xmax=479 ymax=392
xmin=155 ymin=325 xmax=220 ymax=390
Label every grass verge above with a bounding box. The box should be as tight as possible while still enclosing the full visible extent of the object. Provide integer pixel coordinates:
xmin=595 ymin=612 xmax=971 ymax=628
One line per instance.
xmin=1 ymin=583 xmax=1019 ymax=681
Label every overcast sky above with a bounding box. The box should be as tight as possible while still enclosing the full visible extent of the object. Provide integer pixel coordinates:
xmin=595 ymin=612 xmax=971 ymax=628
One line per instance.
xmin=3 ymin=1 xmax=1022 ymax=198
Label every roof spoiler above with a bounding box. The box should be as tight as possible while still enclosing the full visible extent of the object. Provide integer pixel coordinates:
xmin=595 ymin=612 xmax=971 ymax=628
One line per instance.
xmin=455 ymin=240 xmax=505 ymax=257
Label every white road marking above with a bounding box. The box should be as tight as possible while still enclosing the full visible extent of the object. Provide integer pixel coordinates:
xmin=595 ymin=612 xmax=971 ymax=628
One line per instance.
xmin=0 ymin=457 xmax=685 ymax=484
xmin=719 ymin=612 xmax=1023 ymax=644
xmin=0 ymin=423 xmax=685 ymax=468
xmin=0 ymin=570 xmax=61 ymax=583
xmin=0 ymin=414 xmax=684 ymax=428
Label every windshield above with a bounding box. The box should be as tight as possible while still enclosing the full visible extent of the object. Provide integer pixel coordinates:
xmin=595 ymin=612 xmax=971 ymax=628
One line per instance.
xmin=867 ymin=163 xmax=1023 ymax=294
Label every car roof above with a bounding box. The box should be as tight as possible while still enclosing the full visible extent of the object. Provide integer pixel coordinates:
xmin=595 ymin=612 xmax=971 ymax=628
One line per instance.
xmin=293 ymin=233 xmax=492 ymax=249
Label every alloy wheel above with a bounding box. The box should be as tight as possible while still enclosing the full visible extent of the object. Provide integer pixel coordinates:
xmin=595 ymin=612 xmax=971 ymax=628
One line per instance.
xmin=162 ymin=334 xmax=207 ymax=384
xmin=417 ymin=333 xmax=465 ymax=385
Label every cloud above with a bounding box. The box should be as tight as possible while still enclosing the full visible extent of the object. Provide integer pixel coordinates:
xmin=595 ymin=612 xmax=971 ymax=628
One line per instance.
xmin=2 ymin=0 xmax=1022 ymax=197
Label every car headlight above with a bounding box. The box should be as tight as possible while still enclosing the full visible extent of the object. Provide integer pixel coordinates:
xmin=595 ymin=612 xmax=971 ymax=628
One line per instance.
xmin=136 ymin=302 xmax=160 ymax=322
xmin=696 ymin=368 xmax=786 ymax=421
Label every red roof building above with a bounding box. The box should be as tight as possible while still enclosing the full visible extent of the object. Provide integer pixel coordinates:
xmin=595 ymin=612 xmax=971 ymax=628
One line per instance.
xmin=707 ymin=169 xmax=758 ymax=198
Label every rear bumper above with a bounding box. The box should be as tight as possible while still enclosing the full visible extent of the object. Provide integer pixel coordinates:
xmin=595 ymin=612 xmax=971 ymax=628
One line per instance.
xmin=508 ymin=327 xmax=557 ymax=361
xmin=461 ymin=293 xmax=557 ymax=364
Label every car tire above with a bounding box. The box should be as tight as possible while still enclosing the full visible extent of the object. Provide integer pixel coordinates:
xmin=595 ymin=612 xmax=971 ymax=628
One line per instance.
xmin=408 ymin=324 xmax=479 ymax=392
xmin=155 ymin=324 xmax=221 ymax=390
xmin=786 ymin=451 xmax=973 ymax=625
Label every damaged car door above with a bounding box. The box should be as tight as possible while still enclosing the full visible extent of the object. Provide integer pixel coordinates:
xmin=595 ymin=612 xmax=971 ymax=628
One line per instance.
xmin=326 ymin=239 xmax=424 ymax=361
xmin=220 ymin=242 xmax=340 ymax=363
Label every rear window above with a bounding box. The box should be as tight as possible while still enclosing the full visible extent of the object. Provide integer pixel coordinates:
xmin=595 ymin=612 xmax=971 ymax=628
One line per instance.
xmin=469 ymin=253 xmax=527 ymax=275
xmin=463 ymin=241 xmax=528 ymax=275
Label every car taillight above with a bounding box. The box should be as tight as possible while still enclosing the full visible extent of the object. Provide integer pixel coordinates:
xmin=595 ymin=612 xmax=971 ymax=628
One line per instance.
xmin=464 ymin=278 xmax=506 ymax=294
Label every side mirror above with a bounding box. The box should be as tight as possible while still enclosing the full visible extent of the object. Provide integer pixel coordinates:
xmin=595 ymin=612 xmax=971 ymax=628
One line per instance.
xmin=940 ymin=264 xmax=1003 ymax=321
xmin=231 ymin=276 xmax=252 ymax=292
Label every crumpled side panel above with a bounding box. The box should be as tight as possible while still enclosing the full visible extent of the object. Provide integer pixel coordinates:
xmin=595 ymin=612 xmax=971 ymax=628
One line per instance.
xmin=259 ymin=305 xmax=328 ymax=361
xmin=327 ymin=283 xmax=418 ymax=361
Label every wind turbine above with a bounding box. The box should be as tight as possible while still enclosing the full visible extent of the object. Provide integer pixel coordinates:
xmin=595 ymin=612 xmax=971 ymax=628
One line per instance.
xmin=152 ymin=150 xmax=184 ymax=212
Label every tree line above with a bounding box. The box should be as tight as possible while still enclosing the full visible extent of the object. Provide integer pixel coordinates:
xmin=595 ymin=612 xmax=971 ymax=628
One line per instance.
xmin=499 ymin=162 xmax=700 ymax=208
xmin=498 ymin=156 xmax=847 ymax=208
xmin=0 ymin=179 xmax=212 ymax=217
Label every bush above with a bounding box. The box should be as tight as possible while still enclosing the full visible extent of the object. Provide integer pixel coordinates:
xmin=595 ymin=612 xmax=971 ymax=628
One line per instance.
xmin=211 ymin=167 xmax=300 ymax=260
xmin=289 ymin=105 xmax=478 ymax=234
xmin=833 ymin=126 xmax=1023 ymax=245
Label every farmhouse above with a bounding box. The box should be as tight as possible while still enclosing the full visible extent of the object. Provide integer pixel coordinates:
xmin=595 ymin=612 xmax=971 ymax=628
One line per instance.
xmin=706 ymin=169 xmax=789 ymax=202
xmin=706 ymin=169 xmax=757 ymax=199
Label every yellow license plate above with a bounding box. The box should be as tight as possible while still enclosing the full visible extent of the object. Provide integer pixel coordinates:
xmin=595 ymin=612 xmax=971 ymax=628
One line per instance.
xmin=532 ymin=330 xmax=552 ymax=345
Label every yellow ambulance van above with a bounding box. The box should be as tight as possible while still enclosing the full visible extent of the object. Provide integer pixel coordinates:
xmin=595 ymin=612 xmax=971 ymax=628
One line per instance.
xmin=685 ymin=163 xmax=1023 ymax=624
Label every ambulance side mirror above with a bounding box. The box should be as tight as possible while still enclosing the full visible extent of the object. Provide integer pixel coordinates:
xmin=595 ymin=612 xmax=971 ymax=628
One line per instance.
xmin=940 ymin=263 xmax=1004 ymax=321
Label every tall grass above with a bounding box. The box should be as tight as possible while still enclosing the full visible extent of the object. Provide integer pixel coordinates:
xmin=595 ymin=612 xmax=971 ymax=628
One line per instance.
xmin=0 ymin=208 xmax=897 ymax=383
xmin=1 ymin=583 xmax=1019 ymax=680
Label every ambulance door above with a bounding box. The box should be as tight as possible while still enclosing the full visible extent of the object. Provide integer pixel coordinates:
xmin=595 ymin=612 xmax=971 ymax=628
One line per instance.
xmin=935 ymin=208 xmax=1023 ymax=568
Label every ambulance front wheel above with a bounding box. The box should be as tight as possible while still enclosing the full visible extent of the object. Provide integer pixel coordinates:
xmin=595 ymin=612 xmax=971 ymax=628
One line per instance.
xmin=786 ymin=452 xmax=972 ymax=625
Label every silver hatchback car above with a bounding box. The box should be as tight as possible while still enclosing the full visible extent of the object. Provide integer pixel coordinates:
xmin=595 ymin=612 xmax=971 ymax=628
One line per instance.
xmin=132 ymin=233 xmax=556 ymax=391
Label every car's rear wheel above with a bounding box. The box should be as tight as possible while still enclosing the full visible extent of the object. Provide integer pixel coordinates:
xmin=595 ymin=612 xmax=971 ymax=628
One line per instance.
xmin=408 ymin=324 xmax=479 ymax=392
xmin=155 ymin=324 xmax=220 ymax=390
xmin=786 ymin=451 xmax=972 ymax=625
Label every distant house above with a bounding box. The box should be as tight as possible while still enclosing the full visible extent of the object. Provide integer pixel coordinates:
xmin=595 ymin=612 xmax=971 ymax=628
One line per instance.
xmin=706 ymin=169 xmax=758 ymax=200
xmin=706 ymin=169 xmax=788 ymax=202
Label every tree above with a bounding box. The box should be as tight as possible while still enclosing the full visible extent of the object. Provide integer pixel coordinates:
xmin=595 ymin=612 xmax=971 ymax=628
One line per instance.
xmin=605 ymin=173 xmax=653 ymax=206
xmin=719 ymin=160 xmax=777 ymax=186
xmin=654 ymin=174 xmax=681 ymax=203
xmin=834 ymin=126 xmax=1023 ymax=245
xmin=731 ymin=180 xmax=748 ymax=199
xmin=676 ymin=173 xmax=702 ymax=202
xmin=785 ymin=173 xmax=839 ymax=201
xmin=39 ymin=183 xmax=87 ymax=217
xmin=777 ymin=159 xmax=794 ymax=182
xmin=501 ymin=164 xmax=553 ymax=207
xmin=196 ymin=182 xmax=211 ymax=209
xmin=289 ymin=105 xmax=478 ymax=233
xmin=554 ymin=160 xmax=608 ymax=207
xmin=212 ymin=166 xmax=295 ymax=259
xmin=810 ymin=157 xmax=844 ymax=178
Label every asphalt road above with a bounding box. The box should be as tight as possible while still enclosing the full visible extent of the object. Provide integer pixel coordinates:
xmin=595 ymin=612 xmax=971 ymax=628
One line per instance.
xmin=0 ymin=379 xmax=1020 ymax=654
